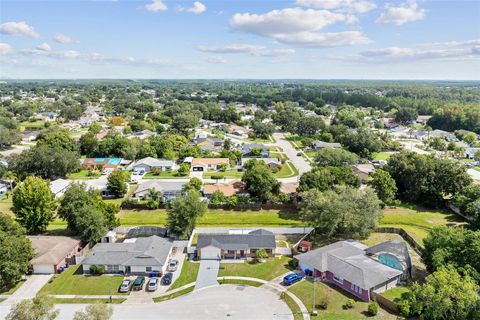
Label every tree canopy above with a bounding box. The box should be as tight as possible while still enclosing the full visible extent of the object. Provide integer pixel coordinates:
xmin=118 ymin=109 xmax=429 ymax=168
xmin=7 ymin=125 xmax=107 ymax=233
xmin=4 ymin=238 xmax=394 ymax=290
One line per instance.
xmin=167 ymin=190 xmax=207 ymax=239
xmin=241 ymin=159 xmax=280 ymax=202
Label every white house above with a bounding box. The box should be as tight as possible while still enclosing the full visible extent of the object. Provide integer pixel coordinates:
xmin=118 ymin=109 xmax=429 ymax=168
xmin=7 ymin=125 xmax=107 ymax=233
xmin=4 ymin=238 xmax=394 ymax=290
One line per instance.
xmin=128 ymin=157 xmax=177 ymax=173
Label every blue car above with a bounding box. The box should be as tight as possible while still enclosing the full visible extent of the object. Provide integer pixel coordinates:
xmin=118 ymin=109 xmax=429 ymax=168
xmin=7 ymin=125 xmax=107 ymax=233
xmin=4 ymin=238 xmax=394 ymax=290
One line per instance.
xmin=283 ymin=273 xmax=303 ymax=286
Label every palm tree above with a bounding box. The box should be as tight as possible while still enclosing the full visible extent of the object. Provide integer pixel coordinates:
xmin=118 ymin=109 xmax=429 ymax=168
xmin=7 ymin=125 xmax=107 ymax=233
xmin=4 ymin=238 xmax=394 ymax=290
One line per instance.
xmin=147 ymin=188 xmax=161 ymax=201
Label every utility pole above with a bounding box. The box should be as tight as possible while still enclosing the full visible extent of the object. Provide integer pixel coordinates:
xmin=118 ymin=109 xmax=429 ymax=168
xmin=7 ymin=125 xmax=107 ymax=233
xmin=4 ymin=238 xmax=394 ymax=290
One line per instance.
xmin=312 ymin=275 xmax=317 ymax=316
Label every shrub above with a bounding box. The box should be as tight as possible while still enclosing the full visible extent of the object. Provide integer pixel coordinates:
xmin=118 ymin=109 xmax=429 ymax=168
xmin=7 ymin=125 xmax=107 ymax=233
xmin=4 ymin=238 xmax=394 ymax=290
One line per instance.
xmin=288 ymin=259 xmax=299 ymax=270
xmin=89 ymin=265 xmax=105 ymax=275
xmin=343 ymin=299 xmax=355 ymax=309
xmin=396 ymin=299 xmax=410 ymax=317
xmin=145 ymin=199 xmax=160 ymax=210
xmin=210 ymin=174 xmax=224 ymax=180
xmin=368 ymin=301 xmax=379 ymax=316
xmin=255 ymin=248 xmax=268 ymax=260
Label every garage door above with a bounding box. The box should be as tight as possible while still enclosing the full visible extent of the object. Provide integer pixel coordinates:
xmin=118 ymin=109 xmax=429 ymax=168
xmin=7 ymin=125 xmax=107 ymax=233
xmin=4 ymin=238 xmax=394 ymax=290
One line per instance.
xmin=201 ymin=247 xmax=220 ymax=260
xmin=33 ymin=264 xmax=54 ymax=274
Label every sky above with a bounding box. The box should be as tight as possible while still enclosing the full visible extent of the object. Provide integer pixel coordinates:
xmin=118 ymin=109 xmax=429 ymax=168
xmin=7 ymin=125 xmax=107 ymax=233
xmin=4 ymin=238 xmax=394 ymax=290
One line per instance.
xmin=0 ymin=0 xmax=479 ymax=79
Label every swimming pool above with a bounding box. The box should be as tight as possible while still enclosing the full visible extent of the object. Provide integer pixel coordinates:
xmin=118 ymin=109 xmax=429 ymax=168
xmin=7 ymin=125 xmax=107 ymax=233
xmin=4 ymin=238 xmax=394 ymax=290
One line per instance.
xmin=378 ymin=254 xmax=403 ymax=271
xmin=108 ymin=158 xmax=122 ymax=165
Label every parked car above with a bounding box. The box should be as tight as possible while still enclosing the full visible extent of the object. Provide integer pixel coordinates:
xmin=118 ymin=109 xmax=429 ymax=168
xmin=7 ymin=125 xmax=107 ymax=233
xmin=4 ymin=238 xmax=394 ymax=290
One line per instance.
xmin=132 ymin=276 xmax=145 ymax=291
xmin=283 ymin=273 xmax=303 ymax=286
xmin=167 ymin=260 xmax=179 ymax=272
xmin=119 ymin=279 xmax=132 ymax=293
xmin=147 ymin=277 xmax=159 ymax=291
xmin=162 ymin=272 xmax=173 ymax=285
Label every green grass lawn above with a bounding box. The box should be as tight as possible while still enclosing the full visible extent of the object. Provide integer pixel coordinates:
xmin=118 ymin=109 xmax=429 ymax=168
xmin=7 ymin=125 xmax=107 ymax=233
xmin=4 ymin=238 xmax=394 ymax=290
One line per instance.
xmin=281 ymin=292 xmax=304 ymax=320
xmin=143 ymin=171 xmax=187 ymax=179
xmin=371 ymin=152 xmax=396 ymax=161
xmin=68 ymin=170 xmax=101 ymax=179
xmin=380 ymin=203 xmax=464 ymax=245
xmin=38 ymin=265 xmax=128 ymax=296
xmin=0 ymin=196 xmax=13 ymax=216
xmin=273 ymin=161 xmax=298 ymax=178
xmin=202 ymin=169 xmax=244 ymax=179
xmin=306 ymin=151 xmax=316 ymax=158
xmin=381 ymin=286 xmax=410 ymax=302
xmin=117 ymin=208 xmax=304 ymax=227
xmin=53 ymin=298 xmax=126 ymax=304
xmin=168 ymin=260 xmax=200 ymax=290
xmin=288 ymin=280 xmax=397 ymax=320
xmin=153 ymin=286 xmax=194 ymax=302
xmin=218 ymin=256 xmax=292 ymax=281
xmin=20 ymin=120 xmax=45 ymax=130
xmin=218 ymin=279 xmax=263 ymax=287
xmin=0 ymin=280 xmax=25 ymax=295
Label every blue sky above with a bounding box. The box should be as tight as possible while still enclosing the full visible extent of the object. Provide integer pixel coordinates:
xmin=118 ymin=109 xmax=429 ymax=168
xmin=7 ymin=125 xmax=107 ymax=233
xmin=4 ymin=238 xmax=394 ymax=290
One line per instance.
xmin=0 ymin=0 xmax=479 ymax=79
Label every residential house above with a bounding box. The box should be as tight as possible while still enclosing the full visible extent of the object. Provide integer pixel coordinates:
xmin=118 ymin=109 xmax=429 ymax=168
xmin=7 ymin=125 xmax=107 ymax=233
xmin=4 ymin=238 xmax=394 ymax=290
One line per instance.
xmin=128 ymin=157 xmax=177 ymax=173
xmin=280 ymin=183 xmax=298 ymax=196
xmin=412 ymin=131 xmax=429 ymax=140
xmin=82 ymin=157 xmax=123 ymax=171
xmin=296 ymin=240 xmax=411 ymax=301
xmin=415 ymin=115 xmax=432 ymax=124
xmin=126 ymin=130 xmax=156 ymax=140
xmin=241 ymin=157 xmax=281 ymax=170
xmin=195 ymin=137 xmax=224 ymax=152
xmin=191 ymin=158 xmax=230 ymax=172
xmin=132 ymin=180 xmax=185 ymax=202
xmin=311 ymin=141 xmax=342 ymax=151
xmin=50 ymin=178 xmax=71 ymax=199
xmin=242 ymin=143 xmax=270 ymax=157
xmin=430 ymin=129 xmax=458 ymax=142
xmin=202 ymin=181 xmax=248 ymax=199
xmin=196 ymin=229 xmax=276 ymax=260
xmin=28 ymin=236 xmax=83 ymax=274
xmin=352 ymin=164 xmax=375 ymax=182
xmin=227 ymin=124 xmax=251 ymax=138
xmin=466 ymin=147 xmax=480 ymax=159
xmin=21 ymin=130 xmax=40 ymax=142
xmin=82 ymin=235 xmax=173 ymax=275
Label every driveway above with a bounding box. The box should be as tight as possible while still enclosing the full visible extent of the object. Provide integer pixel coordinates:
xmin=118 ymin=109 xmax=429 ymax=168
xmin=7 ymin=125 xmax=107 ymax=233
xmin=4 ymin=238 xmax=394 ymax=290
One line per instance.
xmin=4 ymin=274 xmax=53 ymax=304
xmin=194 ymin=260 xmax=220 ymax=290
xmin=0 ymin=285 xmax=293 ymax=320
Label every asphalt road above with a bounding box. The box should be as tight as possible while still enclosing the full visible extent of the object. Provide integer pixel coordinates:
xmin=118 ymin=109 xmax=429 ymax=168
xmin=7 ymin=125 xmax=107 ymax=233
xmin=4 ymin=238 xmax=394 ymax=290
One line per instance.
xmin=0 ymin=285 xmax=293 ymax=320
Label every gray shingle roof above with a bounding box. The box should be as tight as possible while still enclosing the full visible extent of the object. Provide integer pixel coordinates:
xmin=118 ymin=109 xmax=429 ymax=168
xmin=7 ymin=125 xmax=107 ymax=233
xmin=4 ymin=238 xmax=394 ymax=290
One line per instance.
xmin=197 ymin=229 xmax=275 ymax=251
xmin=295 ymin=240 xmax=403 ymax=289
xmin=82 ymin=236 xmax=173 ymax=267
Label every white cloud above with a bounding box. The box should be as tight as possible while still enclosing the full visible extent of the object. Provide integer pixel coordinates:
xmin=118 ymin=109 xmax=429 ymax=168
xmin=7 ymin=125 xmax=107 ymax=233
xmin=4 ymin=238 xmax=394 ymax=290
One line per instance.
xmin=20 ymin=48 xmax=81 ymax=59
xmin=328 ymin=39 xmax=480 ymax=63
xmin=205 ymin=56 xmax=227 ymax=64
xmin=296 ymin=0 xmax=376 ymax=14
xmin=53 ymin=34 xmax=73 ymax=44
xmin=0 ymin=43 xmax=13 ymax=55
xmin=196 ymin=44 xmax=295 ymax=56
xmin=0 ymin=21 xmax=40 ymax=38
xmin=145 ymin=0 xmax=167 ymax=12
xmin=230 ymin=7 xmax=368 ymax=47
xmin=376 ymin=0 xmax=426 ymax=25
xmin=36 ymin=43 xmax=52 ymax=51
xmin=187 ymin=1 xmax=206 ymax=14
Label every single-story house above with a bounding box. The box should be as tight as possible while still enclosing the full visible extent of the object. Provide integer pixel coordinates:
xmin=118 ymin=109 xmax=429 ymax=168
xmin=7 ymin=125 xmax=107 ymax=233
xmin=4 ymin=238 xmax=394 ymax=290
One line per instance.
xmin=21 ymin=130 xmax=40 ymax=142
xmin=202 ymin=181 xmax=248 ymax=199
xmin=128 ymin=157 xmax=177 ymax=173
xmin=430 ymin=129 xmax=458 ymax=142
xmin=280 ymin=183 xmax=298 ymax=195
xmin=196 ymin=229 xmax=276 ymax=260
xmin=416 ymin=115 xmax=432 ymax=124
xmin=242 ymin=143 xmax=270 ymax=157
xmin=227 ymin=124 xmax=251 ymax=137
xmin=126 ymin=130 xmax=156 ymax=140
xmin=352 ymin=164 xmax=375 ymax=182
xmin=296 ymin=240 xmax=411 ymax=301
xmin=311 ymin=141 xmax=342 ymax=150
xmin=82 ymin=235 xmax=173 ymax=275
xmin=132 ymin=180 xmax=185 ymax=202
xmin=191 ymin=158 xmax=230 ymax=172
xmin=241 ymin=157 xmax=281 ymax=170
xmin=28 ymin=236 xmax=83 ymax=274
xmin=412 ymin=131 xmax=429 ymax=140
xmin=50 ymin=178 xmax=71 ymax=198
xmin=466 ymin=147 xmax=480 ymax=159
xmin=83 ymin=157 xmax=123 ymax=170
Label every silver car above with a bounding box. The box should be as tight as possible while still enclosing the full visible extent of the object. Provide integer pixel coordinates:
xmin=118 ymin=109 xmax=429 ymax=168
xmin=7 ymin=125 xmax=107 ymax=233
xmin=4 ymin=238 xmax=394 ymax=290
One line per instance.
xmin=119 ymin=279 xmax=132 ymax=293
xmin=147 ymin=277 xmax=159 ymax=291
xmin=167 ymin=260 xmax=179 ymax=272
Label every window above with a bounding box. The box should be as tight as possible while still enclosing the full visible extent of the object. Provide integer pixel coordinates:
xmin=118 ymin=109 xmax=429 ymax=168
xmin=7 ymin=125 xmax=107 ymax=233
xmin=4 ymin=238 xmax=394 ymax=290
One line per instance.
xmin=106 ymin=265 xmax=119 ymax=272
xmin=351 ymin=284 xmax=362 ymax=293
xmin=146 ymin=267 xmax=152 ymax=272
xmin=333 ymin=274 xmax=344 ymax=284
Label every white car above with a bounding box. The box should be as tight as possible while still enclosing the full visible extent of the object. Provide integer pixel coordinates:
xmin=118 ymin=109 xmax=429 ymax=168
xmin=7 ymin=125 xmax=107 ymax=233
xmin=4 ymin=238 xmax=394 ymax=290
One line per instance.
xmin=147 ymin=278 xmax=159 ymax=291
xmin=167 ymin=260 xmax=179 ymax=272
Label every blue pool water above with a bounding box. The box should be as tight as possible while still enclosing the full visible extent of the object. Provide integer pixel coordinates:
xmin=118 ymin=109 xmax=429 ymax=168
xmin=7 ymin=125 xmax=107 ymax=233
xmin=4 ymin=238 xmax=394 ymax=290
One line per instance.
xmin=108 ymin=158 xmax=122 ymax=165
xmin=378 ymin=254 xmax=403 ymax=271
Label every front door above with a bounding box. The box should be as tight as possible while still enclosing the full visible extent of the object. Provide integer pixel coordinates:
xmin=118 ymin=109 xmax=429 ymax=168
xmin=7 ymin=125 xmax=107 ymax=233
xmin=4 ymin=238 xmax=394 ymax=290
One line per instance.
xmin=240 ymin=250 xmax=245 ymax=258
xmin=125 ymin=266 xmax=131 ymax=274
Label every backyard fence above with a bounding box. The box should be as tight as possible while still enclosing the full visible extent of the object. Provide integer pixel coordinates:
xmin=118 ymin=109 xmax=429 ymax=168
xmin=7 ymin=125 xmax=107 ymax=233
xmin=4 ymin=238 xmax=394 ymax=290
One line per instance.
xmin=372 ymin=292 xmax=398 ymax=314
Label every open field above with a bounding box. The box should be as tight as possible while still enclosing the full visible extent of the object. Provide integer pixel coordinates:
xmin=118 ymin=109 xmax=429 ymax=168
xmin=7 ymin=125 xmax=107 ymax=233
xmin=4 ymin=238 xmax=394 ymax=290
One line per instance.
xmin=38 ymin=265 xmax=127 ymax=296
xmin=289 ymin=280 xmax=397 ymax=320
xmin=218 ymin=256 xmax=292 ymax=281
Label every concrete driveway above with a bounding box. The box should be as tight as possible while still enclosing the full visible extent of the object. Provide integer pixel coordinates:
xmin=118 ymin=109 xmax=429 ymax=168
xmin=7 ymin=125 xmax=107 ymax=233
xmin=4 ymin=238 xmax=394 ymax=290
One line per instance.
xmin=4 ymin=274 xmax=52 ymax=304
xmin=270 ymin=132 xmax=311 ymax=180
xmin=0 ymin=284 xmax=293 ymax=320
xmin=194 ymin=260 xmax=220 ymax=290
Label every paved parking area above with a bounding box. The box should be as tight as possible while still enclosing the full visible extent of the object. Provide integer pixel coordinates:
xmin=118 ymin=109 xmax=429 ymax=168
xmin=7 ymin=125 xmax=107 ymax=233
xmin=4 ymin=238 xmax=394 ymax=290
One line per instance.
xmin=194 ymin=260 xmax=219 ymax=290
xmin=0 ymin=284 xmax=293 ymax=320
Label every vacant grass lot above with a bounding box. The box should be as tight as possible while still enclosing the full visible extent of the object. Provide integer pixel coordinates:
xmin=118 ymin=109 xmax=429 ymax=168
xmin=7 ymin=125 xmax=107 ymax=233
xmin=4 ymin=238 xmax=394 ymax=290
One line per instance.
xmin=168 ymin=260 xmax=200 ymax=290
xmin=38 ymin=265 xmax=127 ymax=296
xmin=288 ymin=280 xmax=397 ymax=320
xmin=218 ymin=256 xmax=292 ymax=281
xmin=379 ymin=203 xmax=464 ymax=245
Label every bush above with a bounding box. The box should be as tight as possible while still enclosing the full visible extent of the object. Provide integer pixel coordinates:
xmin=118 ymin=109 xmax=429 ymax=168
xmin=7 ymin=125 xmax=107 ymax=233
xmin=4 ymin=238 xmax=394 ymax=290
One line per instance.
xmin=396 ymin=299 xmax=410 ymax=317
xmin=145 ymin=199 xmax=160 ymax=210
xmin=255 ymin=248 xmax=268 ymax=260
xmin=368 ymin=301 xmax=379 ymax=316
xmin=288 ymin=259 xmax=299 ymax=270
xmin=317 ymin=291 xmax=330 ymax=310
xmin=343 ymin=299 xmax=355 ymax=309
xmin=210 ymin=174 xmax=224 ymax=180
xmin=89 ymin=265 xmax=105 ymax=275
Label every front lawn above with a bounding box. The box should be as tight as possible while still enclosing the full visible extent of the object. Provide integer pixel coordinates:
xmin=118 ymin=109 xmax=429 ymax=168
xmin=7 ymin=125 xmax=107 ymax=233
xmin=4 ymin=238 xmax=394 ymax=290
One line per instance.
xmin=202 ymin=169 xmax=244 ymax=179
xmin=68 ymin=170 xmax=101 ymax=179
xmin=218 ymin=256 xmax=292 ymax=281
xmin=371 ymin=152 xmax=396 ymax=161
xmin=168 ymin=260 xmax=200 ymax=290
xmin=379 ymin=203 xmax=464 ymax=245
xmin=143 ymin=171 xmax=187 ymax=179
xmin=38 ymin=265 xmax=128 ymax=296
xmin=273 ymin=161 xmax=298 ymax=178
xmin=288 ymin=280 xmax=397 ymax=319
